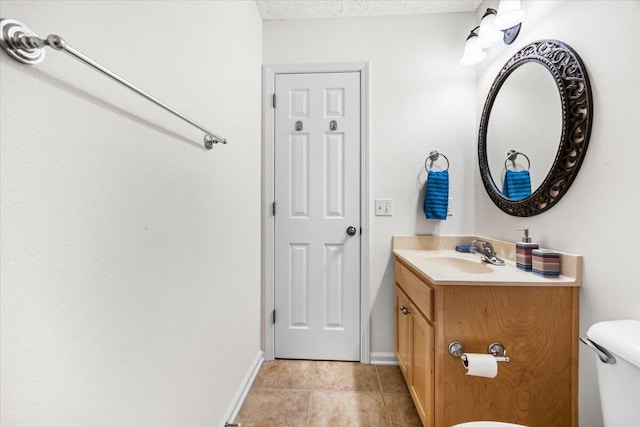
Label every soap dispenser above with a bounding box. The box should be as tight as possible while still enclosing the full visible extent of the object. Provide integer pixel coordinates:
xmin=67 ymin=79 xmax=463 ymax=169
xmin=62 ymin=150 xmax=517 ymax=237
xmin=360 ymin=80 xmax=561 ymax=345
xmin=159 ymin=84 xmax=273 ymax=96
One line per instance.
xmin=516 ymin=229 xmax=539 ymax=272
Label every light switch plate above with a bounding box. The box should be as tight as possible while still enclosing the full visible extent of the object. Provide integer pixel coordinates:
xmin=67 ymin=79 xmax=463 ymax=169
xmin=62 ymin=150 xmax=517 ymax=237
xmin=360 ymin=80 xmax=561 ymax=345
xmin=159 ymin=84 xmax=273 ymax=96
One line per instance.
xmin=375 ymin=199 xmax=393 ymax=216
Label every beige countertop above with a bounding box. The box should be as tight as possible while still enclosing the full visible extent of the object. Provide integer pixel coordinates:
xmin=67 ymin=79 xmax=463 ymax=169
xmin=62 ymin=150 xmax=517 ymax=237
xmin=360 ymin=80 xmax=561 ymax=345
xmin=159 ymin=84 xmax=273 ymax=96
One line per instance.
xmin=393 ymin=236 xmax=582 ymax=287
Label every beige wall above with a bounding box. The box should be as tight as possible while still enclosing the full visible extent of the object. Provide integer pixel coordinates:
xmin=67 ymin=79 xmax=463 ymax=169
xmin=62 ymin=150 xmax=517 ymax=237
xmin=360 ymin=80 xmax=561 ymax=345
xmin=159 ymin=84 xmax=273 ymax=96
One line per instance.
xmin=263 ymin=13 xmax=478 ymax=355
xmin=474 ymin=1 xmax=640 ymax=425
xmin=0 ymin=2 xmax=262 ymax=426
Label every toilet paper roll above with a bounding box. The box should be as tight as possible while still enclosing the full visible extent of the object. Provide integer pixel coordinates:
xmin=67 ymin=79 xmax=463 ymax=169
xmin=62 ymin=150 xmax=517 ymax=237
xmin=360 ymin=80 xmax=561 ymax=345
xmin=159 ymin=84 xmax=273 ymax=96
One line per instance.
xmin=463 ymin=353 xmax=498 ymax=378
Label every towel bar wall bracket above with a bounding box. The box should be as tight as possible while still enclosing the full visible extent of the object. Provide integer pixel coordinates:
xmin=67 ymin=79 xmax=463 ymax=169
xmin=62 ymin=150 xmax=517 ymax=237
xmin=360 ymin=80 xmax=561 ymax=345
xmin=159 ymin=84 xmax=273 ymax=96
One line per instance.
xmin=424 ymin=150 xmax=450 ymax=172
xmin=0 ymin=18 xmax=227 ymax=150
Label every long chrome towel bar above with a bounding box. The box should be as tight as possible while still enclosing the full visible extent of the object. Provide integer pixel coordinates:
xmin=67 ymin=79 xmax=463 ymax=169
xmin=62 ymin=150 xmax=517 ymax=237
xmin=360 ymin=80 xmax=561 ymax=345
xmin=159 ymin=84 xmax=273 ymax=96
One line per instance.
xmin=0 ymin=18 xmax=226 ymax=150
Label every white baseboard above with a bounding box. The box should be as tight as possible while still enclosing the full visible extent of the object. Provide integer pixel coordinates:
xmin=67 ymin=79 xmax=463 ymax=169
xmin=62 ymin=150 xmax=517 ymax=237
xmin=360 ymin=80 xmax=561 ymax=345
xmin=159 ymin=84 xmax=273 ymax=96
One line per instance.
xmin=219 ymin=350 xmax=264 ymax=427
xmin=370 ymin=352 xmax=398 ymax=365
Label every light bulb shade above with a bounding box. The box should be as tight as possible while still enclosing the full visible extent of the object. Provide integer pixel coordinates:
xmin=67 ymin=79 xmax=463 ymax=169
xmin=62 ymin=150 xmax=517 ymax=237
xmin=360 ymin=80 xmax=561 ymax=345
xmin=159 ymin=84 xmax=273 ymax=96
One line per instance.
xmin=460 ymin=35 xmax=486 ymax=66
xmin=494 ymin=0 xmax=526 ymax=30
xmin=476 ymin=11 xmax=504 ymax=49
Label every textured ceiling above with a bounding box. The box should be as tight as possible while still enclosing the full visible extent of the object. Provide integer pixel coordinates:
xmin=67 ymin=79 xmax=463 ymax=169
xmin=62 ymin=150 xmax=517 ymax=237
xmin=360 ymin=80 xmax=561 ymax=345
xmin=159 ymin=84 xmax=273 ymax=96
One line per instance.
xmin=255 ymin=0 xmax=483 ymax=20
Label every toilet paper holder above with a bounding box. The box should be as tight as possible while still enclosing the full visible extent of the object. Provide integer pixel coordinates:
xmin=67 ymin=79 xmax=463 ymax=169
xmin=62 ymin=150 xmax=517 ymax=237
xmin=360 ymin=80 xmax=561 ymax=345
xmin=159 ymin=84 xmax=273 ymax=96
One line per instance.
xmin=448 ymin=340 xmax=511 ymax=363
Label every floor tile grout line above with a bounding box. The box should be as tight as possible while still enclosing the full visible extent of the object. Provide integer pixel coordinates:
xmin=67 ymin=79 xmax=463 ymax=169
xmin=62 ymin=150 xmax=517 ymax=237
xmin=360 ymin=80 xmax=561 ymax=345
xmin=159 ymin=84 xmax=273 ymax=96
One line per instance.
xmin=307 ymin=361 xmax=317 ymax=427
xmin=376 ymin=365 xmax=395 ymax=427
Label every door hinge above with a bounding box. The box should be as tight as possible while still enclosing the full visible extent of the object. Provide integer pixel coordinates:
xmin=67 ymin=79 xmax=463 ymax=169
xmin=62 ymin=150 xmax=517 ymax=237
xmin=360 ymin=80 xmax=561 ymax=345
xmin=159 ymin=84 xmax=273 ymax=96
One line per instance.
xmin=272 ymin=201 xmax=276 ymax=216
xmin=272 ymin=93 xmax=276 ymax=108
xmin=360 ymin=227 xmax=362 ymax=235
xmin=272 ymin=309 xmax=276 ymax=324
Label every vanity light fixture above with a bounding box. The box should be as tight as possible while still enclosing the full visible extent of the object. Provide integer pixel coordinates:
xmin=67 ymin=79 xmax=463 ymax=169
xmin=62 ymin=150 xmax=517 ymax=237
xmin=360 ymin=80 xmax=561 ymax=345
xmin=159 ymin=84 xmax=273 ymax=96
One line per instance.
xmin=476 ymin=9 xmax=504 ymax=49
xmin=459 ymin=27 xmax=486 ymax=66
xmin=460 ymin=0 xmax=525 ymax=66
xmin=494 ymin=0 xmax=526 ymax=31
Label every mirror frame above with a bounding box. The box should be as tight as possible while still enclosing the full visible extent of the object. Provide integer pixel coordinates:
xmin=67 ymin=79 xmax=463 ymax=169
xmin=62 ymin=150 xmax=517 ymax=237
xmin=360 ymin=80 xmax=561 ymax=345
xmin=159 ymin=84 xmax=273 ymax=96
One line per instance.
xmin=478 ymin=40 xmax=593 ymax=216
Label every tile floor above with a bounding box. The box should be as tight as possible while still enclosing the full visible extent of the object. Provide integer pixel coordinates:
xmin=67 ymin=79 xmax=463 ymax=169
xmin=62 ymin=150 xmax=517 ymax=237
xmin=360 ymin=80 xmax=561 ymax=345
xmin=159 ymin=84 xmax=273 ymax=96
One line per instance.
xmin=233 ymin=359 xmax=422 ymax=427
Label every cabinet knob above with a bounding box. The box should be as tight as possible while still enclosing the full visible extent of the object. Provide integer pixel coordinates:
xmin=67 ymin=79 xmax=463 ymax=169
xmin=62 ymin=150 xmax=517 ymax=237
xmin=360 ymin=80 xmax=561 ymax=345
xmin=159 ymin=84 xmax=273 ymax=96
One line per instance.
xmin=399 ymin=305 xmax=410 ymax=315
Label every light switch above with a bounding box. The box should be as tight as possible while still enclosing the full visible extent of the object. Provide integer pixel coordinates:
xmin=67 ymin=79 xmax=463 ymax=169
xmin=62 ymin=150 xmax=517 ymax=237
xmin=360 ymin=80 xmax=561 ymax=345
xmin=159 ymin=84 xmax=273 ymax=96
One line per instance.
xmin=375 ymin=199 xmax=393 ymax=216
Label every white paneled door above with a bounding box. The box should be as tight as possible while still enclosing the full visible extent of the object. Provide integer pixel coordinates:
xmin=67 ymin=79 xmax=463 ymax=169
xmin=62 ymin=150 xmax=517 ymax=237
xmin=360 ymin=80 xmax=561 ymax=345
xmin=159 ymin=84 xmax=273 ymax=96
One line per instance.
xmin=274 ymin=72 xmax=361 ymax=360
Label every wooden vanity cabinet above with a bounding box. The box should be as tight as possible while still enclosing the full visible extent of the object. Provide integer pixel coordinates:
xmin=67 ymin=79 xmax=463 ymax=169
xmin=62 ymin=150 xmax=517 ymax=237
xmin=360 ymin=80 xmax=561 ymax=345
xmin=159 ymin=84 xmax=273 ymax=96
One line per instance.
xmin=396 ymin=286 xmax=434 ymax=427
xmin=395 ymin=261 xmax=435 ymax=427
xmin=394 ymin=258 xmax=579 ymax=427
xmin=395 ymin=286 xmax=413 ymax=380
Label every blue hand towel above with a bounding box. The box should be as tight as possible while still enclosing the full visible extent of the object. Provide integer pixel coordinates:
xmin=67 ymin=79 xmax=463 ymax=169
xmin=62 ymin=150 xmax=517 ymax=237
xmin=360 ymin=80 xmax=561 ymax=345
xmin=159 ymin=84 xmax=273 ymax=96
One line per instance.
xmin=502 ymin=169 xmax=531 ymax=201
xmin=424 ymin=170 xmax=449 ymax=220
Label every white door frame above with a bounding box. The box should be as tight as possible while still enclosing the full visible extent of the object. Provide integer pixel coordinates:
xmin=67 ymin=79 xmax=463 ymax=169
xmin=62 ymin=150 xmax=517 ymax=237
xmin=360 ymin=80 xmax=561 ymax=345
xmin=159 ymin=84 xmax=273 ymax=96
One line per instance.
xmin=263 ymin=63 xmax=370 ymax=363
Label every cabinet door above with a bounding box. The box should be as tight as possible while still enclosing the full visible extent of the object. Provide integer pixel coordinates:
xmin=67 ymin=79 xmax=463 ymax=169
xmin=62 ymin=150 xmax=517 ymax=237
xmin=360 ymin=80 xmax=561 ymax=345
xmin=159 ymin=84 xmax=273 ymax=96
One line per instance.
xmin=411 ymin=307 xmax=434 ymax=427
xmin=396 ymin=286 xmax=412 ymax=383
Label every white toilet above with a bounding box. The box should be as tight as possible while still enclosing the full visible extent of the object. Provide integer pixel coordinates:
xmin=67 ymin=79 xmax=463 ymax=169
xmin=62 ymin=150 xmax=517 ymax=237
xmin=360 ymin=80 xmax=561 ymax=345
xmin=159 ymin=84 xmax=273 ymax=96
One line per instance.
xmin=453 ymin=319 xmax=640 ymax=427
xmin=583 ymin=319 xmax=640 ymax=426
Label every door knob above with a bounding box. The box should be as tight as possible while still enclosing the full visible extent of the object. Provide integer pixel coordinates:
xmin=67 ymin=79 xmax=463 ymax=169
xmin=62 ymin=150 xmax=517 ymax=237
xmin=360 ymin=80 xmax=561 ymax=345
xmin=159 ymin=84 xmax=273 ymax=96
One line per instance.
xmin=346 ymin=226 xmax=357 ymax=236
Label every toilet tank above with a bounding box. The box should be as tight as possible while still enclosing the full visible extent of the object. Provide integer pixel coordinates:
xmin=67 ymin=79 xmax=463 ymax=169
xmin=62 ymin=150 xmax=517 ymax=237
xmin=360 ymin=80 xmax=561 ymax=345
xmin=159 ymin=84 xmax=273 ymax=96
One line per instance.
xmin=586 ymin=320 xmax=640 ymax=427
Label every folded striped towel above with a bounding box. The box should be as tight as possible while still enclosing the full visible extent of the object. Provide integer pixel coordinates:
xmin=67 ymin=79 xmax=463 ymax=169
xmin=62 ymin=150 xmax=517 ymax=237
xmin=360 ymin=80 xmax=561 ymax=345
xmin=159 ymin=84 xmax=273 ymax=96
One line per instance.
xmin=423 ymin=170 xmax=449 ymax=220
xmin=502 ymin=169 xmax=531 ymax=201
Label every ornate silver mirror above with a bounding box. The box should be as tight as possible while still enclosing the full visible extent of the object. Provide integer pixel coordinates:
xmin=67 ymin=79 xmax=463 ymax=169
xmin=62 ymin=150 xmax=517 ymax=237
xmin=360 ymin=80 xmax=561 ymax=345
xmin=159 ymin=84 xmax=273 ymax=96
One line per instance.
xmin=478 ymin=40 xmax=593 ymax=216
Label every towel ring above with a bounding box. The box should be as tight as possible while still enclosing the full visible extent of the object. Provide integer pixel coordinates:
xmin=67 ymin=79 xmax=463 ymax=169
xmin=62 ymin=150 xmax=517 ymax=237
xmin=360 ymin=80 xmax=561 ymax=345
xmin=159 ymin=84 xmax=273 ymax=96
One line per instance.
xmin=425 ymin=150 xmax=450 ymax=172
xmin=504 ymin=150 xmax=530 ymax=171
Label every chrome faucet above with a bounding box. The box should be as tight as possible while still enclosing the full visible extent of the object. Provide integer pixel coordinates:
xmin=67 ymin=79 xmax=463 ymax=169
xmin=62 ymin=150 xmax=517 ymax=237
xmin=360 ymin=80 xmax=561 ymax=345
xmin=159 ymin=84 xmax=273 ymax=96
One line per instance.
xmin=470 ymin=240 xmax=505 ymax=266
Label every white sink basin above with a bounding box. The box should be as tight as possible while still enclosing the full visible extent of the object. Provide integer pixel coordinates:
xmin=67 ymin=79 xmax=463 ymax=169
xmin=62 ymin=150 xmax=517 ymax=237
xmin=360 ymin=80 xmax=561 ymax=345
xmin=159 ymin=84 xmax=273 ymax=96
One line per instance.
xmin=393 ymin=249 xmax=578 ymax=286
xmin=428 ymin=256 xmax=493 ymax=274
